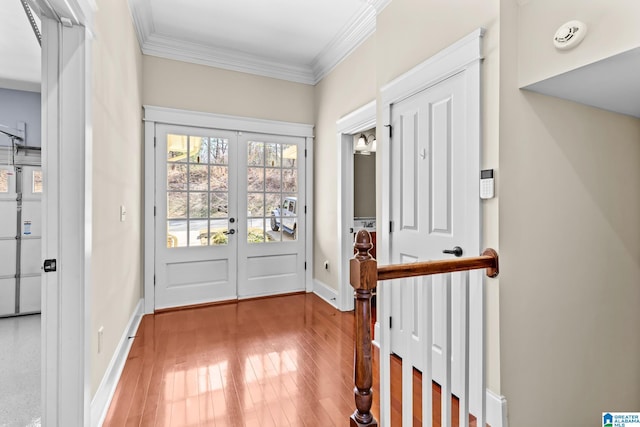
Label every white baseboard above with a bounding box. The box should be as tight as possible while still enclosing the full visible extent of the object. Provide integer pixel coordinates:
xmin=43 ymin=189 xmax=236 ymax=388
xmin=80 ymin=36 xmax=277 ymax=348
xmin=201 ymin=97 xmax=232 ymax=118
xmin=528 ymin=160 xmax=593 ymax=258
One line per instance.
xmin=312 ymin=279 xmax=338 ymax=308
xmin=90 ymin=298 xmax=145 ymax=427
xmin=486 ymin=388 xmax=508 ymax=427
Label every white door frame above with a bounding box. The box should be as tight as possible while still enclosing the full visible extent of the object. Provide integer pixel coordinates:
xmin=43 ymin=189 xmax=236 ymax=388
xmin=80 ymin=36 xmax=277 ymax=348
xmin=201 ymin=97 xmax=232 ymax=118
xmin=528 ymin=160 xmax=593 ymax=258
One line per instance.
xmin=378 ymin=28 xmax=484 ymax=425
xmin=39 ymin=0 xmax=95 ymax=425
xmin=143 ymin=106 xmax=314 ymax=314
xmin=336 ymin=101 xmax=376 ymax=312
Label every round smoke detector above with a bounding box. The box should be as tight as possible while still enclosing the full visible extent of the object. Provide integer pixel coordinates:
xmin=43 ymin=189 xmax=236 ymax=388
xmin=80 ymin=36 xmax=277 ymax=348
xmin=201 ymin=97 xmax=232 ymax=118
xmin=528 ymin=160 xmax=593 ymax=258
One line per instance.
xmin=553 ymin=20 xmax=587 ymax=50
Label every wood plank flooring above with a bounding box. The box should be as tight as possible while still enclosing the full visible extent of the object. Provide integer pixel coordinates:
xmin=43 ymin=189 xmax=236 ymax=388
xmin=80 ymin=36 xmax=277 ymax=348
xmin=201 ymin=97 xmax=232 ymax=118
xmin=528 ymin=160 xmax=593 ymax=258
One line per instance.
xmin=103 ymin=293 xmax=478 ymax=426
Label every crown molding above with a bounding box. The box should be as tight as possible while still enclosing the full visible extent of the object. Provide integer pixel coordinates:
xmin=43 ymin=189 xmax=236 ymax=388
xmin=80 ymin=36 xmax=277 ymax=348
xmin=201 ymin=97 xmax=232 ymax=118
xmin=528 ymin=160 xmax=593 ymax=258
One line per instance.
xmin=142 ymin=33 xmax=316 ymax=84
xmin=128 ymin=0 xmax=394 ymax=85
xmin=310 ymin=5 xmax=376 ymax=83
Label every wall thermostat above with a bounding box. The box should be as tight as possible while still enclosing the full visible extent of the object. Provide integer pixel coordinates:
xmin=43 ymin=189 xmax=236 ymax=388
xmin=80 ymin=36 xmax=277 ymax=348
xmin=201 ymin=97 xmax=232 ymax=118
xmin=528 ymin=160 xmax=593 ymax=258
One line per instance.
xmin=480 ymin=169 xmax=494 ymax=199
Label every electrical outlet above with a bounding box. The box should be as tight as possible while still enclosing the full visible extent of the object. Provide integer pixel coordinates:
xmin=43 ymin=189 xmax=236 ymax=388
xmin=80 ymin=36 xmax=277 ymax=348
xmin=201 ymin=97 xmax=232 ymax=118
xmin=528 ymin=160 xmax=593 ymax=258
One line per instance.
xmin=98 ymin=326 xmax=104 ymax=354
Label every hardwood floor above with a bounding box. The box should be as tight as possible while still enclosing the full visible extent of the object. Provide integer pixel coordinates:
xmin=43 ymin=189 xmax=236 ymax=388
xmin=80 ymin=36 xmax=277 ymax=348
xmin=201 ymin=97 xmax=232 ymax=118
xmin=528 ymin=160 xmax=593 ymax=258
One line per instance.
xmin=103 ymin=293 xmax=478 ymax=426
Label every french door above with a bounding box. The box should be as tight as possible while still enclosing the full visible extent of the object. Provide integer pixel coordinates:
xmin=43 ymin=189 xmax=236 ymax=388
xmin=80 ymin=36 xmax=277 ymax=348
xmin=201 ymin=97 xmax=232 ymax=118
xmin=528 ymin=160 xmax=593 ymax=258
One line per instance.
xmin=154 ymin=124 xmax=306 ymax=310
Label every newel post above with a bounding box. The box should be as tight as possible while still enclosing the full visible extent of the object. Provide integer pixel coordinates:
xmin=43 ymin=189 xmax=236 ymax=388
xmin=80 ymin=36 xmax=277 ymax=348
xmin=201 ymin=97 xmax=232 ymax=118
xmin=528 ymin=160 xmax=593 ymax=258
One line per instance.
xmin=349 ymin=230 xmax=378 ymax=427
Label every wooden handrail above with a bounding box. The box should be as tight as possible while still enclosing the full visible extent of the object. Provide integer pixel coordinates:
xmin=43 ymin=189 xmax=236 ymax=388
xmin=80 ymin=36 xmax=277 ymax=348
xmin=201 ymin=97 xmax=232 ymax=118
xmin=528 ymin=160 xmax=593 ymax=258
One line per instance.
xmin=348 ymin=230 xmax=499 ymax=427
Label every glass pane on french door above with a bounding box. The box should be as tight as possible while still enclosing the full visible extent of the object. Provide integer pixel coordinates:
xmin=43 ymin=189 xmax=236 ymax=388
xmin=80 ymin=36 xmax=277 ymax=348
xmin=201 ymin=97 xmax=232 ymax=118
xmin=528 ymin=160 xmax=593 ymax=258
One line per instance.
xmin=166 ymin=134 xmax=230 ymax=248
xmin=246 ymin=141 xmax=299 ymax=243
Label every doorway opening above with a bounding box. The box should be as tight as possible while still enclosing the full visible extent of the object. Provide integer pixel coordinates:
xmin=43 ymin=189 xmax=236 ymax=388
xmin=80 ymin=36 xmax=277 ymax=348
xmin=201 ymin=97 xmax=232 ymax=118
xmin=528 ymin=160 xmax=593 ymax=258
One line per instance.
xmin=336 ymin=101 xmax=376 ymax=312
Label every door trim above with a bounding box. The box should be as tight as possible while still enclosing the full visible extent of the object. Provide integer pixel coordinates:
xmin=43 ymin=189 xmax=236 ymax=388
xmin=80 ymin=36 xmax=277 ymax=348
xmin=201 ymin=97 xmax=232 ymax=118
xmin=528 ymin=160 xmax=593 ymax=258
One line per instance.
xmin=40 ymin=8 xmax=94 ymax=426
xmin=336 ymin=101 xmax=376 ymax=312
xmin=378 ymin=28 xmax=484 ymax=425
xmin=143 ymin=106 xmax=314 ymax=314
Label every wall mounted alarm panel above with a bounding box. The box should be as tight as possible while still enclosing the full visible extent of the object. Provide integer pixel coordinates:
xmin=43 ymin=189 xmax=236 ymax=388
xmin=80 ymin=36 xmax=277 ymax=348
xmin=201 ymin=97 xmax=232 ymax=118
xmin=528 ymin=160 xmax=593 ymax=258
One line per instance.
xmin=480 ymin=169 xmax=494 ymax=199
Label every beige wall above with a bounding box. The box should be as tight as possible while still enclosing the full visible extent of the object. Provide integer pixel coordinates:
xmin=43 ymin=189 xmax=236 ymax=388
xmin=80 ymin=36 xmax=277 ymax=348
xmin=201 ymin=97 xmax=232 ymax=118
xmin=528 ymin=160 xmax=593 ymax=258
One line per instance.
xmin=500 ymin=0 xmax=640 ymax=424
xmin=518 ymin=0 xmax=640 ymax=87
xmin=313 ymin=35 xmax=377 ymax=287
xmin=376 ymin=0 xmax=502 ymax=393
xmin=143 ymin=56 xmax=314 ymax=124
xmin=90 ymin=0 xmax=144 ymax=396
xmin=354 ymin=152 xmax=376 ymax=218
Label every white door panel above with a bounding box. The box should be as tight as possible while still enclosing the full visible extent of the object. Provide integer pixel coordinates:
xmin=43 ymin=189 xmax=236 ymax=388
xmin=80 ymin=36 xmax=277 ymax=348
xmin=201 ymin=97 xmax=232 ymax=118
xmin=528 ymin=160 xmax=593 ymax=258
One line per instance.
xmin=237 ymin=133 xmax=306 ymax=298
xmin=389 ymin=71 xmax=479 ymax=395
xmin=155 ymin=125 xmax=238 ymax=309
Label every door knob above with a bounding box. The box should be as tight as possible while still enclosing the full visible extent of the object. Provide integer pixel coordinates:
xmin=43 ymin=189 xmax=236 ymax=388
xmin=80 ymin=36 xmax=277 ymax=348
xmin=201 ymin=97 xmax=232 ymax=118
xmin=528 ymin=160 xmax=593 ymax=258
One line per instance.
xmin=223 ymin=229 xmax=236 ymax=235
xmin=442 ymin=246 xmax=463 ymax=257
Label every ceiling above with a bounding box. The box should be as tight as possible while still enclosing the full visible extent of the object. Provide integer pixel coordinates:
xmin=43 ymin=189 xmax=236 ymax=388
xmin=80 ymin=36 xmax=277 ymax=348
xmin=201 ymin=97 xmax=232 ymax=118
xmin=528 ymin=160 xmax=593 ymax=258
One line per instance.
xmin=0 ymin=0 xmax=41 ymax=92
xmin=129 ymin=0 xmax=390 ymax=84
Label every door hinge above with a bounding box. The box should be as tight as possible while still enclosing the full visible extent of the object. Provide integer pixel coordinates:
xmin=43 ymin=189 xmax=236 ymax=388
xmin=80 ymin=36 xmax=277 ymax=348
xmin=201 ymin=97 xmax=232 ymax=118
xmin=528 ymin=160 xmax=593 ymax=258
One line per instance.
xmin=304 ymin=205 xmax=307 ymax=214
xmin=154 ymin=136 xmax=156 ymax=147
xmin=153 ymin=275 xmax=156 ymax=286
xmin=305 ymin=148 xmax=307 ymax=158
xmin=154 ymin=206 xmax=156 ymax=217
xmin=384 ymin=124 xmax=392 ymax=138
xmin=389 ymin=316 xmax=393 ymax=329
xmin=389 ymin=221 xmax=393 ymax=233
xmin=304 ymin=262 xmax=307 ymax=270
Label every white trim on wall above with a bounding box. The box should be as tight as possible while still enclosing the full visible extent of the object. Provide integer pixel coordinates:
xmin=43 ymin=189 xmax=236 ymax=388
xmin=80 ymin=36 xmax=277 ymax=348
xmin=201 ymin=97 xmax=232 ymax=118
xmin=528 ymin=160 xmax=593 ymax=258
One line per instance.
xmin=40 ymin=11 xmax=94 ymax=426
xmin=91 ymin=299 xmax=145 ymax=427
xmin=336 ymin=101 xmax=376 ymax=312
xmin=486 ymin=389 xmax=509 ymax=427
xmin=312 ymin=279 xmax=338 ymax=309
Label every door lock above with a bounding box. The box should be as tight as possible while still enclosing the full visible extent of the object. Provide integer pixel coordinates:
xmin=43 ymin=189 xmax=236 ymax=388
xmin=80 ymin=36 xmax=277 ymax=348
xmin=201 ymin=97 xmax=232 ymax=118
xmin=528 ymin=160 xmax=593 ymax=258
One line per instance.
xmin=442 ymin=246 xmax=463 ymax=257
xmin=43 ymin=259 xmax=57 ymax=272
xmin=223 ymin=229 xmax=236 ymax=235
xmin=229 ymin=218 xmax=235 ymax=223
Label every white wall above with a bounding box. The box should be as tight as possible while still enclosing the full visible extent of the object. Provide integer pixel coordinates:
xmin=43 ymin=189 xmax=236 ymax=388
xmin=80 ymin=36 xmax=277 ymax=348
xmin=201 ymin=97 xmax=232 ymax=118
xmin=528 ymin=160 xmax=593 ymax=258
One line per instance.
xmin=142 ymin=55 xmax=314 ymax=124
xmin=90 ymin=0 xmax=144 ymax=396
xmin=0 ymin=88 xmax=41 ymax=147
xmin=518 ymin=0 xmax=640 ymax=87
xmin=313 ymin=35 xmax=377 ymax=289
xmin=500 ymin=0 xmax=640 ymax=424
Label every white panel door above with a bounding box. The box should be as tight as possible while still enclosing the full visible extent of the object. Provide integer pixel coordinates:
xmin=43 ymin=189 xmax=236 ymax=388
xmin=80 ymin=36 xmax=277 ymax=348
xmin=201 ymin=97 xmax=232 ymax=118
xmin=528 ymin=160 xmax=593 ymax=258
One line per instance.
xmin=155 ymin=125 xmax=238 ymax=309
xmin=389 ymin=71 xmax=479 ymax=395
xmin=237 ymin=133 xmax=306 ymax=298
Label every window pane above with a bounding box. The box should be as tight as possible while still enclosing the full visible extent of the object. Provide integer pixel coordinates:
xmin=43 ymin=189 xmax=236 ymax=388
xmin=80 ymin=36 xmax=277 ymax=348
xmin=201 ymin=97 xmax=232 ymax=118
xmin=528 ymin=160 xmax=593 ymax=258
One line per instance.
xmin=283 ymin=169 xmax=297 ymax=192
xmin=247 ymin=167 xmax=264 ymax=191
xmin=247 ymin=219 xmax=265 ymax=244
xmin=167 ymin=164 xmax=188 ymax=190
xmin=265 ymin=143 xmax=280 ymax=168
xmin=265 ymin=168 xmax=281 ymax=192
xmin=189 ymin=165 xmax=208 ymax=191
xmin=267 ymin=216 xmax=282 ymax=243
xmin=0 ymin=170 xmax=8 ymax=193
xmin=208 ymin=138 xmax=229 ymax=165
xmin=188 ymin=136 xmax=205 ymax=163
xmin=167 ymin=220 xmax=187 ymax=248
xmin=167 ymin=134 xmax=189 ymax=162
xmin=247 ymin=141 xmax=264 ymax=166
xmin=32 ymin=171 xmax=42 ymax=193
xmin=282 ymin=144 xmax=297 ymax=168
xmin=167 ymin=192 xmax=187 ymax=219
xmin=189 ymin=220 xmax=209 ymax=247
xmin=265 ymin=194 xmax=281 ymax=215
xmin=209 ymin=219 xmax=228 ymax=246
xmin=189 ymin=192 xmax=209 ymax=218
xmin=247 ymin=193 xmax=264 ymax=217
xmin=210 ymin=193 xmax=228 ymax=218
xmin=209 ymin=166 xmax=228 ymax=191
